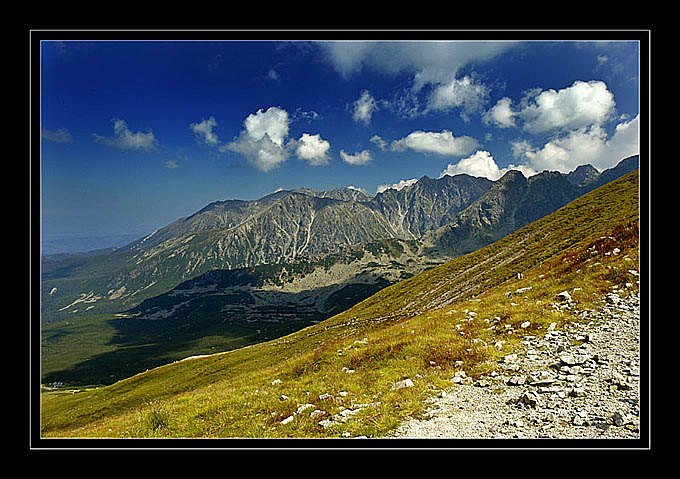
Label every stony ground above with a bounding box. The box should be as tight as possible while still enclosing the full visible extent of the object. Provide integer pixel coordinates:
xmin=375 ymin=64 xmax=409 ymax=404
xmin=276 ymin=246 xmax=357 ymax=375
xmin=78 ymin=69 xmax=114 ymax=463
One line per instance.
xmin=387 ymin=290 xmax=642 ymax=439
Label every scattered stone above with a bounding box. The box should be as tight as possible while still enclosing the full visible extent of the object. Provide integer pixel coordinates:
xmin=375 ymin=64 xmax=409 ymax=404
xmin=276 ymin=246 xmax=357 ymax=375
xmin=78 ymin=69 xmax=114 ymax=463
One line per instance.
xmin=318 ymin=419 xmax=334 ymax=428
xmin=559 ymin=354 xmax=589 ymax=366
xmin=518 ymin=392 xmax=539 ymax=408
xmin=520 ymin=321 xmax=531 ymax=329
xmin=610 ymin=372 xmax=632 ymax=390
xmin=568 ymin=387 xmax=586 ymax=398
xmin=556 ymin=291 xmax=572 ymax=302
xmin=505 ymin=418 xmax=525 ymax=428
xmin=611 ymin=411 xmax=628 ymax=426
xmin=296 ymin=403 xmax=315 ymax=414
xmin=503 ymin=354 xmax=519 ymax=363
xmin=507 ymin=375 xmax=526 ymax=386
xmin=388 ymin=291 xmax=640 ymax=440
xmin=390 ymin=378 xmax=415 ymax=390
xmin=309 ymin=409 xmax=325 ymax=419
xmin=271 ymin=379 xmax=282 ymax=385
xmin=281 ymin=415 xmax=294 ymax=425
xmin=572 ymin=414 xmax=586 ymax=426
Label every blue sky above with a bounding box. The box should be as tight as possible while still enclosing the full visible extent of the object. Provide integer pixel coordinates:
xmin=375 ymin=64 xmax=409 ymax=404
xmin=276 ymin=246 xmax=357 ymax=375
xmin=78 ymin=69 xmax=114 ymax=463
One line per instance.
xmin=40 ymin=38 xmax=641 ymax=240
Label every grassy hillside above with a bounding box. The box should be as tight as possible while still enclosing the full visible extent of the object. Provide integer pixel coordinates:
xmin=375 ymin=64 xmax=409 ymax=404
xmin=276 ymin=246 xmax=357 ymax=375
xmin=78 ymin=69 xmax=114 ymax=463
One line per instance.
xmin=40 ymin=170 xmax=640 ymax=439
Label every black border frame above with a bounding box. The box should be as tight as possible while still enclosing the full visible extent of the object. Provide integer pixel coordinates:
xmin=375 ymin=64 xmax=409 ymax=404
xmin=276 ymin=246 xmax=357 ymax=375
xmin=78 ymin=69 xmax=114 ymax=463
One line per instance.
xmin=28 ymin=28 xmax=652 ymax=456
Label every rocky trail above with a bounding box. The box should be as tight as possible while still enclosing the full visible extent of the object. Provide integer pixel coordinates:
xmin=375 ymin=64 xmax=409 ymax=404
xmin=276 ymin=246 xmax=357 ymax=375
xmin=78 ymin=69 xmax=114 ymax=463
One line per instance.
xmin=388 ymin=290 xmax=642 ymax=439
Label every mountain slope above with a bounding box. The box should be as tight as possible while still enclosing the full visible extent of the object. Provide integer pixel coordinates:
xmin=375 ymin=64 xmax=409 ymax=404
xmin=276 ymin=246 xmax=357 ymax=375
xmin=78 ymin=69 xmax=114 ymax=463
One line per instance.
xmin=367 ymin=174 xmax=492 ymax=239
xmin=423 ymin=155 xmax=639 ymax=257
xmin=566 ymin=164 xmax=599 ymax=186
xmin=40 ymin=169 xmax=640 ymax=438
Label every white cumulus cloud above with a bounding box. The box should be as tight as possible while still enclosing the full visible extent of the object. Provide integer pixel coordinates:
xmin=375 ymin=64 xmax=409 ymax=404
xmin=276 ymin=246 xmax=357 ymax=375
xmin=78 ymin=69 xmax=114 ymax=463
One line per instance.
xmin=439 ymin=150 xmax=536 ymax=181
xmin=518 ymin=80 xmax=616 ymax=133
xmin=512 ymin=115 xmax=639 ymax=173
xmin=391 ymin=129 xmax=478 ymax=156
xmin=340 ymin=149 xmax=372 ymax=165
xmin=483 ymin=97 xmax=516 ymax=128
xmin=242 ymin=106 xmax=289 ymax=145
xmin=224 ymin=107 xmax=291 ymax=172
xmin=290 ymin=133 xmax=331 ymax=166
xmin=93 ymin=119 xmax=157 ymax=150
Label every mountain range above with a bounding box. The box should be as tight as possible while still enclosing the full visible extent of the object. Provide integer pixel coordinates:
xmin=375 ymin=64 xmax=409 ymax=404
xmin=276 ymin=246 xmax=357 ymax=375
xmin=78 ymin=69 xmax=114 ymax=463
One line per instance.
xmin=42 ymin=155 xmax=639 ymax=324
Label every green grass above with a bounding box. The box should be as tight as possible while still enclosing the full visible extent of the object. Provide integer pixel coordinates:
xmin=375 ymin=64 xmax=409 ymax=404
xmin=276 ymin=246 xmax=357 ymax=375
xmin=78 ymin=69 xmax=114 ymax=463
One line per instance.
xmin=40 ymin=170 xmax=640 ymax=438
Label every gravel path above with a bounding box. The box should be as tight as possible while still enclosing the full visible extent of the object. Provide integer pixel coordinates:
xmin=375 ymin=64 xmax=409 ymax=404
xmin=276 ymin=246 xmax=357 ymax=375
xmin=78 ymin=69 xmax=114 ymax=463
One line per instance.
xmin=388 ymin=289 xmax=642 ymax=439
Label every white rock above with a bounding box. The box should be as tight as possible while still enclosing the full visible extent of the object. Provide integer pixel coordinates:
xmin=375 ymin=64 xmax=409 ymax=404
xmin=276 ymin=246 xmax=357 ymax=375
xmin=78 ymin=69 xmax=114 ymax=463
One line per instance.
xmin=310 ymin=409 xmax=325 ymax=419
xmin=557 ymin=291 xmax=572 ymax=302
xmin=318 ymin=419 xmax=334 ymax=428
xmin=296 ymin=403 xmax=315 ymax=414
xmin=503 ymin=353 xmax=519 ymax=363
xmin=390 ymin=378 xmax=415 ymax=390
xmin=281 ymin=415 xmax=294 ymax=425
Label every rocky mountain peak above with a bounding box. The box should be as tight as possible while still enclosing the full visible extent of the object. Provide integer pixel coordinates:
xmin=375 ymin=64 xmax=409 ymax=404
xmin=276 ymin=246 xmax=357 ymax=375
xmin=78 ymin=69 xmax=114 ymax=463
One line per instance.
xmin=566 ymin=164 xmax=600 ymax=186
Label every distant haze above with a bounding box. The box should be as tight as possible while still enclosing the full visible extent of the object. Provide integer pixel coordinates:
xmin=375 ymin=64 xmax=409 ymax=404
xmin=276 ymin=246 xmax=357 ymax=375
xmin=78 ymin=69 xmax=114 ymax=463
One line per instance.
xmin=41 ymin=233 xmax=141 ymax=255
